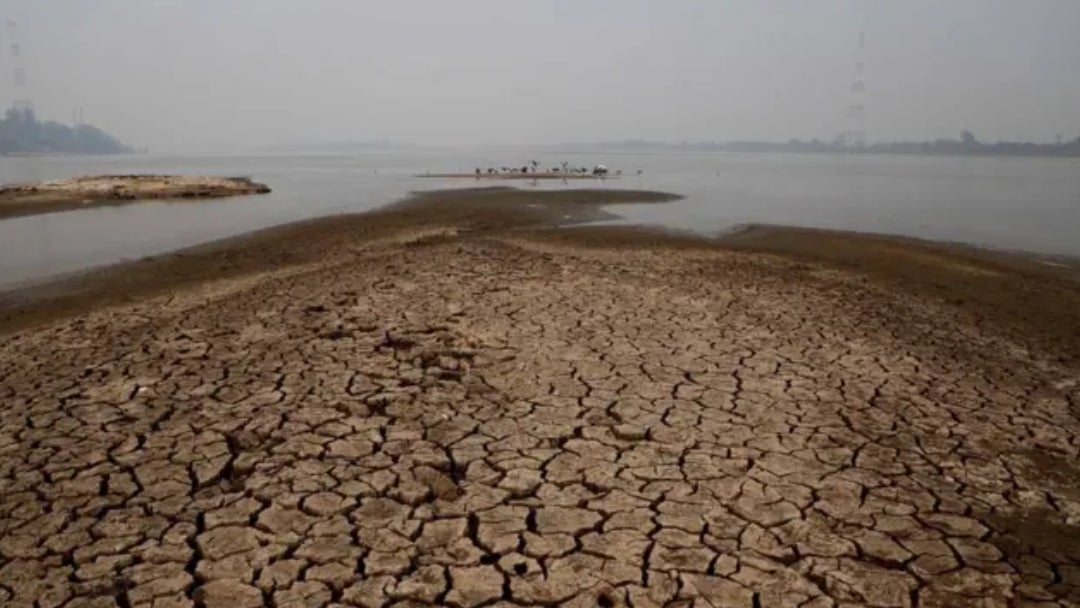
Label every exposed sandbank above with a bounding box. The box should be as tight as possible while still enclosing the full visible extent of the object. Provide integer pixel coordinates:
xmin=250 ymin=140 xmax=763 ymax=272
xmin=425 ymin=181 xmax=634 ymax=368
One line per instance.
xmin=0 ymin=174 xmax=272 ymax=219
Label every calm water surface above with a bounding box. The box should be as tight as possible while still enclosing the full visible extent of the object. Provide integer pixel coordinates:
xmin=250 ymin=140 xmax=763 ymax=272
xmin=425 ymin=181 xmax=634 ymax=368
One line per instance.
xmin=1 ymin=149 xmax=1078 ymax=288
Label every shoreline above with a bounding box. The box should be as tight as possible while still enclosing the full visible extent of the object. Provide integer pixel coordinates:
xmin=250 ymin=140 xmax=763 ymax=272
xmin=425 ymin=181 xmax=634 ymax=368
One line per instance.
xmin=0 ymin=187 xmax=681 ymax=334
xmin=1 ymin=186 xmax=1079 ymax=605
xmin=3 ymin=186 xmax=1079 ymax=361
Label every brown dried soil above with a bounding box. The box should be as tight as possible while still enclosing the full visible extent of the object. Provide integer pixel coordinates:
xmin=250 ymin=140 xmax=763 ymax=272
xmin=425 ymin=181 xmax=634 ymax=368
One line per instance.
xmin=1 ymin=186 xmax=1079 ymax=607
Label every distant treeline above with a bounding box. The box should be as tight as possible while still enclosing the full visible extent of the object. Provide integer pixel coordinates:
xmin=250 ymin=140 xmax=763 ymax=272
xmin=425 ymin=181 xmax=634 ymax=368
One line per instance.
xmin=579 ymin=131 xmax=1080 ymax=158
xmin=0 ymin=108 xmax=132 ymax=155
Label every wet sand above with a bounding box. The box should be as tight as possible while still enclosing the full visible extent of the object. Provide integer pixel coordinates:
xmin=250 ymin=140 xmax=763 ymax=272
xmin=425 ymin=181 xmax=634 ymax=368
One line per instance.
xmin=1 ymin=187 xmax=1079 ymax=607
xmin=0 ymin=175 xmax=271 ymax=219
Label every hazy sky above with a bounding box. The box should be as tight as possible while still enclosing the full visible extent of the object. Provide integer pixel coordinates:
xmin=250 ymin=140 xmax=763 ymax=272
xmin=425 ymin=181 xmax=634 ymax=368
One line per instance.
xmin=3 ymin=0 xmax=1078 ymax=150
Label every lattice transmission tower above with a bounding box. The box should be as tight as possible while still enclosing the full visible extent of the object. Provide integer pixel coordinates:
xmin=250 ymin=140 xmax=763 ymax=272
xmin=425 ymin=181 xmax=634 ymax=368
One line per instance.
xmin=841 ymin=30 xmax=866 ymax=148
xmin=6 ymin=20 xmax=33 ymax=114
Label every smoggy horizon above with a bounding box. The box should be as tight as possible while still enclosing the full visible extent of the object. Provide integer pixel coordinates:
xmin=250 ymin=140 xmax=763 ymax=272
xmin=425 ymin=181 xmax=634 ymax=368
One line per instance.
xmin=3 ymin=1 xmax=1078 ymax=152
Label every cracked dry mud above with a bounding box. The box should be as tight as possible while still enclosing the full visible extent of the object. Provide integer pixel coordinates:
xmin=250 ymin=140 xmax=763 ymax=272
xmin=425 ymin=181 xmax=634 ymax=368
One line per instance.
xmin=1 ymin=188 xmax=1079 ymax=608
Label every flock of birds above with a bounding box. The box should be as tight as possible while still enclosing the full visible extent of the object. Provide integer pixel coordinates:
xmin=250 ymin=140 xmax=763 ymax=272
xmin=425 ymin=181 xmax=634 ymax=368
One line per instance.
xmin=476 ymin=160 xmax=641 ymax=177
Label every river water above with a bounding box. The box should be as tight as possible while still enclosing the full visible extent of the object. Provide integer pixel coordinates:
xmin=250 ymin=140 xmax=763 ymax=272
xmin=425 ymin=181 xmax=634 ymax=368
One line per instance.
xmin=1 ymin=149 xmax=1078 ymax=288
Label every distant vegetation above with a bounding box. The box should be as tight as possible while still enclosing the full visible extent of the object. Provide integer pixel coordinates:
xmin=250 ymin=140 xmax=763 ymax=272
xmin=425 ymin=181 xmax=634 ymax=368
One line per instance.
xmin=0 ymin=108 xmax=132 ymax=155
xmin=574 ymin=131 xmax=1080 ymax=158
xmin=744 ymin=130 xmax=1080 ymax=158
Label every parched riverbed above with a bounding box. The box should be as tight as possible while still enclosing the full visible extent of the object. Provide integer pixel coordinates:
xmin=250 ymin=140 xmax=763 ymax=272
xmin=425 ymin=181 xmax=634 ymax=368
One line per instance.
xmin=0 ymin=188 xmax=1078 ymax=607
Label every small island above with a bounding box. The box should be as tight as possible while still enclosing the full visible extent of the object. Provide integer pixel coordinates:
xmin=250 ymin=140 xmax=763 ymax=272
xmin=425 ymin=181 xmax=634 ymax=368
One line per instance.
xmin=0 ymin=174 xmax=272 ymax=220
xmin=421 ymin=172 xmax=603 ymax=180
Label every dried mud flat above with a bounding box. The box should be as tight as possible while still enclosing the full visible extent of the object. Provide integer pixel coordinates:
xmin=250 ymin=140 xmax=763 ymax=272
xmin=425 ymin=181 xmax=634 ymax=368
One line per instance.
xmin=1 ymin=187 xmax=1079 ymax=608
xmin=0 ymin=175 xmax=271 ymax=220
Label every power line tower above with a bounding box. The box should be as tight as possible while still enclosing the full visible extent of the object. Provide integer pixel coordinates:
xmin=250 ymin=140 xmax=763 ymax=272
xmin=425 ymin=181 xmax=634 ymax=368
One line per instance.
xmin=7 ymin=20 xmax=33 ymax=114
xmin=841 ymin=30 xmax=866 ymax=149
